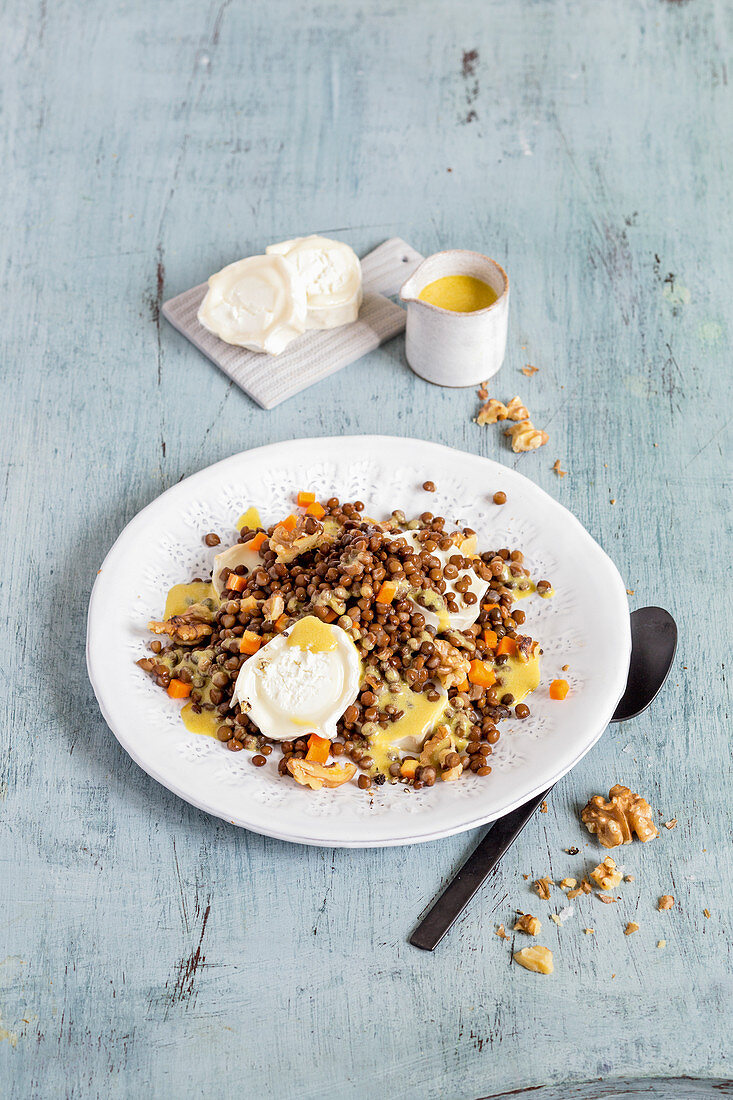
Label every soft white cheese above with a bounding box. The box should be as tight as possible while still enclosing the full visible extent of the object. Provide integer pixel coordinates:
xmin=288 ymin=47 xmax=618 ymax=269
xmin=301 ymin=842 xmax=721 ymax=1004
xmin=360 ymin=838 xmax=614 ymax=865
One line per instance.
xmin=211 ymin=542 xmax=264 ymax=599
xmin=233 ymin=620 xmax=360 ymax=741
xmin=266 ymin=235 xmax=362 ymax=329
xmin=387 ymin=530 xmax=489 ymax=632
xmin=197 ymin=253 xmax=307 ymax=354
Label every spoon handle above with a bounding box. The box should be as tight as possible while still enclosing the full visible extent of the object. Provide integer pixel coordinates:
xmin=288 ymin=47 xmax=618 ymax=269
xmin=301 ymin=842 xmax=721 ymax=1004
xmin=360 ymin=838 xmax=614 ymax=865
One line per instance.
xmin=409 ymin=788 xmax=552 ymax=951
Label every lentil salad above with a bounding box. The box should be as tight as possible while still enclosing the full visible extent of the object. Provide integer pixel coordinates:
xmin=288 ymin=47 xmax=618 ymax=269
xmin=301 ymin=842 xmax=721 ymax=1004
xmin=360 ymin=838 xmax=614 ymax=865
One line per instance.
xmin=137 ymin=494 xmax=551 ymax=793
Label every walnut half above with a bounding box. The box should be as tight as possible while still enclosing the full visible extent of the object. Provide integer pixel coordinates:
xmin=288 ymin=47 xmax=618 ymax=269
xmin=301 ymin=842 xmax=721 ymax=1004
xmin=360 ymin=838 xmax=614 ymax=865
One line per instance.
xmin=286 ymin=759 xmax=356 ymax=791
xmin=581 ymin=784 xmax=659 ymax=848
xmin=148 ymin=602 xmax=215 ymax=644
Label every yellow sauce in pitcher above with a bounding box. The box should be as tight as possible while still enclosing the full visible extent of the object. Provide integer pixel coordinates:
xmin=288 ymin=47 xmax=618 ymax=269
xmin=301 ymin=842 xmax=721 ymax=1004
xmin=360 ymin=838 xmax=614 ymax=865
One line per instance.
xmin=418 ymin=275 xmax=497 ymax=313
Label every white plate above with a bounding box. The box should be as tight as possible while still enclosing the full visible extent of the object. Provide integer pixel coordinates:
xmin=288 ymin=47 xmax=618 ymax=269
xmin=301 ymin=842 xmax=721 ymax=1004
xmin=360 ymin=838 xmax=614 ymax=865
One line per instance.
xmin=87 ymin=436 xmax=630 ymax=848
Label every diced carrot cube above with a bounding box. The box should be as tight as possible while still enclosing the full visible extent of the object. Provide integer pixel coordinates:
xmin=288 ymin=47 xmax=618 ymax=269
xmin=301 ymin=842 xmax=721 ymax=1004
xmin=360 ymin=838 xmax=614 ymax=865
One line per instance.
xmin=239 ymin=631 xmax=262 ymax=655
xmin=400 ymin=758 xmax=419 ymax=779
xmin=455 ymin=678 xmax=469 ymax=692
xmin=483 ymin=629 xmax=498 ymax=649
xmin=483 ymin=603 xmax=500 ymax=613
xmin=167 ymin=679 xmax=192 ymax=699
xmin=297 ymin=491 xmax=316 ymax=506
xmin=322 ymin=609 xmax=338 ymax=623
xmin=306 ymin=734 xmax=331 ymax=764
xmin=468 ymin=660 xmax=496 ymax=688
xmin=306 ymin=502 xmax=326 ymax=518
xmin=281 ymin=514 xmax=297 ymax=532
xmin=376 ymin=581 xmax=398 ymax=604
xmin=274 ymin=614 xmax=289 ymax=632
xmin=496 ymin=636 xmax=517 ymax=657
xmin=249 ymin=532 xmax=266 ymax=552
xmin=227 ymin=574 xmax=248 ymax=592
xmin=549 ymin=679 xmax=570 ymax=700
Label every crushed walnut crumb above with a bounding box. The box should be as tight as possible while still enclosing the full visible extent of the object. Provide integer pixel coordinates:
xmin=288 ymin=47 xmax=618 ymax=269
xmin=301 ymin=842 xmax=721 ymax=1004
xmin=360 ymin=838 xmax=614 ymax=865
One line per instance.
xmin=505 ymin=420 xmax=549 ymax=453
xmin=540 ymin=801 xmax=548 ymax=813
xmin=625 ymin=875 xmax=635 ymax=883
xmin=664 ymin=818 xmax=678 ymax=830
xmin=477 ymin=381 xmax=489 ymax=400
xmin=597 ymin=894 xmax=619 ymax=904
xmin=533 ymin=877 xmax=552 ymax=900
xmin=626 ymin=589 xmax=635 ymax=595
xmin=476 ymin=397 xmax=508 ymax=425
xmin=658 ymin=895 xmax=674 ymax=911
xmin=704 ymin=908 xmax=711 ymax=919
xmin=552 ymin=459 xmax=567 ymax=478
xmin=521 ymin=365 xmax=539 ymax=377
xmin=560 ymin=878 xmax=577 ymax=890
xmin=567 ymin=879 xmax=592 ymax=900
xmin=590 ymin=856 xmax=623 ymax=891
xmin=657 ymin=940 xmax=666 ymax=949
xmin=624 ymin=922 xmax=640 ymax=936
xmin=506 ymin=396 xmax=530 ymax=421
xmin=564 ymin=847 xmax=580 ymax=856
xmin=513 ymin=945 xmax=554 ymax=974
xmin=584 ymin=928 xmax=595 ymax=935
xmin=495 ymin=924 xmax=510 ymax=940
xmin=514 ymin=913 xmax=541 ymax=936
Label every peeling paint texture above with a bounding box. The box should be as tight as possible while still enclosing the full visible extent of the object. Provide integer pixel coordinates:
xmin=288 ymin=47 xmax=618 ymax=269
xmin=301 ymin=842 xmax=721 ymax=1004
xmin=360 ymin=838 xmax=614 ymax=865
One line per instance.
xmin=1 ymin=0 xmax=731 ymax=1097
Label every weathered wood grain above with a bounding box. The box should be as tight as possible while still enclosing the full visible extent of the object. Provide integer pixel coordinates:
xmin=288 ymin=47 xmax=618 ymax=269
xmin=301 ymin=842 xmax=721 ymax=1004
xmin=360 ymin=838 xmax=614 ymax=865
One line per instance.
xmin=0 ymin=0 xmax=731 ymax=1097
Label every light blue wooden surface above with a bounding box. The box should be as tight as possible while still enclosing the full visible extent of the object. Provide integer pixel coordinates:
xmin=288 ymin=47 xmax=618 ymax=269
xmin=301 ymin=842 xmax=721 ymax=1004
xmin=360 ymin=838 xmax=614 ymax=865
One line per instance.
xmin=1 ymin=1 xmax=731 ymax=1097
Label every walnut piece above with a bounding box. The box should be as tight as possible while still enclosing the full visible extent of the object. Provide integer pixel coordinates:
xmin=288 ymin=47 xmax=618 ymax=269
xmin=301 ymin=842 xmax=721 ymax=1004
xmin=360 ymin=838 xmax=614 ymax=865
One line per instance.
xmin=625 ymin=922 xmax=640 ymax=935
xmin=581 ymin=784 xmax=660 ymax=848
xmin=495 ymin=924 xmax=509 ymax=940
xmin=514 ymin=913 xmax=541 ymax=936
xmin=286 ymin=759 xmax=356 ymax=791
xmin=262 ymin=593 xmax=285 ymax=622
xmin=513 ymin=946 xmax=554 ymax=974
xmin=567 ymin=879 xmax=592 ymax=900
xmin=505 ymin=420 xmax=549 ymax=453
xmin=658 ymin=895 xmax=674 ymax=911
xmin=590 ymin=856 xmax=623 ymax=891
xmin=270 ymin=516 xmax=339 ymax=563
xmin=533 ymin=877 xmax=552 ymax=901
xmin=431 ymin=638 xmax=471 ymax=689
xmin=148 ymin=602 xmax=215 ymax=644
xmin=560 ymin=878 xmax=577 ymax=890
xmin=506 ymin=395 xmax=530 ymax=421
xmin=476 ymin=398 xmax=508 ymax=425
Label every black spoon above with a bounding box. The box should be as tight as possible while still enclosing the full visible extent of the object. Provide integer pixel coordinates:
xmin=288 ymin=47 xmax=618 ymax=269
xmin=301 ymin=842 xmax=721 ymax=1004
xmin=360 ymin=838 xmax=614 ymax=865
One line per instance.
xmin=410 ymin=606 xmax=677 ymax=951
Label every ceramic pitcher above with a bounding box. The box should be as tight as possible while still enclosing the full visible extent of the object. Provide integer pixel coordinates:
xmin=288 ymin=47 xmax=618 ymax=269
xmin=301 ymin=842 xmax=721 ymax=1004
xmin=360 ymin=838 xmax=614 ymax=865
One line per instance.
xmin=400 ymin=250 xmax=509 ymax=387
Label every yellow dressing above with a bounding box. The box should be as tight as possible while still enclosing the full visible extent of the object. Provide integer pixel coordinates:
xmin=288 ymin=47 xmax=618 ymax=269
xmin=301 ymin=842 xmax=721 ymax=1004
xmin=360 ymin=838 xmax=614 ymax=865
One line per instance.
xmin=416 ymin=587 xmax=450 ymax=631
xmin=180 ymin=702 xmax=220 ymax=739
xmin=287 ymin=615 xmax=338 ymax=653
xmin=236 ymin=506 xmax=263 ymax=531
xmin=368 ymin=684 xmax=448 ymax=774
xmin=163 ymin=581 xmax=216 ymax=619
xmin=495 ymin=651 xmax=541 ymax=703
xmin=418 ymin=275 xmax=498 ymax=313
xmin=512 ymin=579 xmax=535 ymax=601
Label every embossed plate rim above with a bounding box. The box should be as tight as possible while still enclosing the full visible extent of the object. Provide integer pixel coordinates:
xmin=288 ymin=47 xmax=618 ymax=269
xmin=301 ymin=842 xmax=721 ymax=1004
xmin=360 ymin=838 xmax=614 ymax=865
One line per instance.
xmin=86 ymin=435 xmax=630 ymax=848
